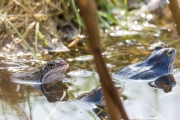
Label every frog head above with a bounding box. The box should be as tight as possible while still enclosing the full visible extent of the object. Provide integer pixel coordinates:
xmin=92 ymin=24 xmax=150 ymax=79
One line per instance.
xmin=41 ymin=58 xmax=69 ymax=83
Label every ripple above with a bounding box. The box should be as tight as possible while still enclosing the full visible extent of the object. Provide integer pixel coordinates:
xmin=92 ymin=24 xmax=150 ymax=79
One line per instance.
xmin=66 ymin=70 xmax=94 ymax=77
xmin=109 ymin=30 xmax=139 ymax=37
xmin=75 ymin=55 xmax=94 ymax=61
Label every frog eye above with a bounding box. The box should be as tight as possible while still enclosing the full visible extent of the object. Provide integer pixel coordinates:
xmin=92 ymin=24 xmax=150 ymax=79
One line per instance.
xmin=167 ymin=50 xmax=173 ymax=57
xmin=47 ymin=62 xmax=56 ymax=68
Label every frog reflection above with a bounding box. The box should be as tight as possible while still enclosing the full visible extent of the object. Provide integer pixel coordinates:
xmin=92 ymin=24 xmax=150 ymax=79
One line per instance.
xmin=148 ymin=74 xmax=176 ymax=93
xmin=34 ymin=80 xmax=69 ymax=102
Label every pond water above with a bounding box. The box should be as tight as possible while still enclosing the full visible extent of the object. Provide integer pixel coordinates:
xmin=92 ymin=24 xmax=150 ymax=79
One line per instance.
xmin=1 ymin=26 xmax=180 ymax=120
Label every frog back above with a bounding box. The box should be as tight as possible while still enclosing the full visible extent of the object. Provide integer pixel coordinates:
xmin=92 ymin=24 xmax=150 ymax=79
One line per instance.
xmin=116 ymin=61 xmax=169 ymax=80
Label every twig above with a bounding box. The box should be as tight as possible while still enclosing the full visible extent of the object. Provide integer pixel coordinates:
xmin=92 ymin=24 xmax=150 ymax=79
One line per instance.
xmin=168 ymin=0 xmax=180 ymax=36
xmin=78 ymin=0 xmax=128 ymax=120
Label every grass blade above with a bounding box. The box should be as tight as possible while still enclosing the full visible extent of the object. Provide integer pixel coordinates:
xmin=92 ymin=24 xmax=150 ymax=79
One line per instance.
xmin=35 ymin=22 xmax=39 ymax=53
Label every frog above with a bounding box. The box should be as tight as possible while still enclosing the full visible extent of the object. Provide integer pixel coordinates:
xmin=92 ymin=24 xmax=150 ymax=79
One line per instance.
xmin=116 ymin=47 xmax=176 ymax=81
xmin=80 ymin=86 xmax=123 ymax=119
xmin=114 ymin=47 xmax=177 ymax=92
xmin=11 ymin=58 xmax=69 ymax=84
xmin=10 ymin=58 xmax=70 ymax=102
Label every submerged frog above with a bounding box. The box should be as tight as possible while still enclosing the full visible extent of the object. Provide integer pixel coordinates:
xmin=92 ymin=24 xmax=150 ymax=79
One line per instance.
xmin=116 ymin=47 xmax=176 ymax=80
xmin=11 ymin=58 xmax=69 ymax=84
xmin=80 ymin=86 xmax=123 ymax=119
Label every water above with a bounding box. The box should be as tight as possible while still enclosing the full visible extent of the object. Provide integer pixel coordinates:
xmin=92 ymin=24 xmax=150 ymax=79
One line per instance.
xmin=1 ymin=25 xmax=180 ymax=119
xmin=123 ymin=82 xmax=180 ymax=119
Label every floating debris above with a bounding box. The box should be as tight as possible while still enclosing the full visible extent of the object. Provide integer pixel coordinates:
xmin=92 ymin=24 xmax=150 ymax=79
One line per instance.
xmin=68 ymin=35 xmax=86 ymax=47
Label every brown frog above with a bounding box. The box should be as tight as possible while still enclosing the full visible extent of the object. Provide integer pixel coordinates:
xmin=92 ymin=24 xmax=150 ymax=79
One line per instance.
xmin=11 ymin=58 xmax=69 ymax=84
xmin=11 ymin=58 xmax=70 ymax=102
